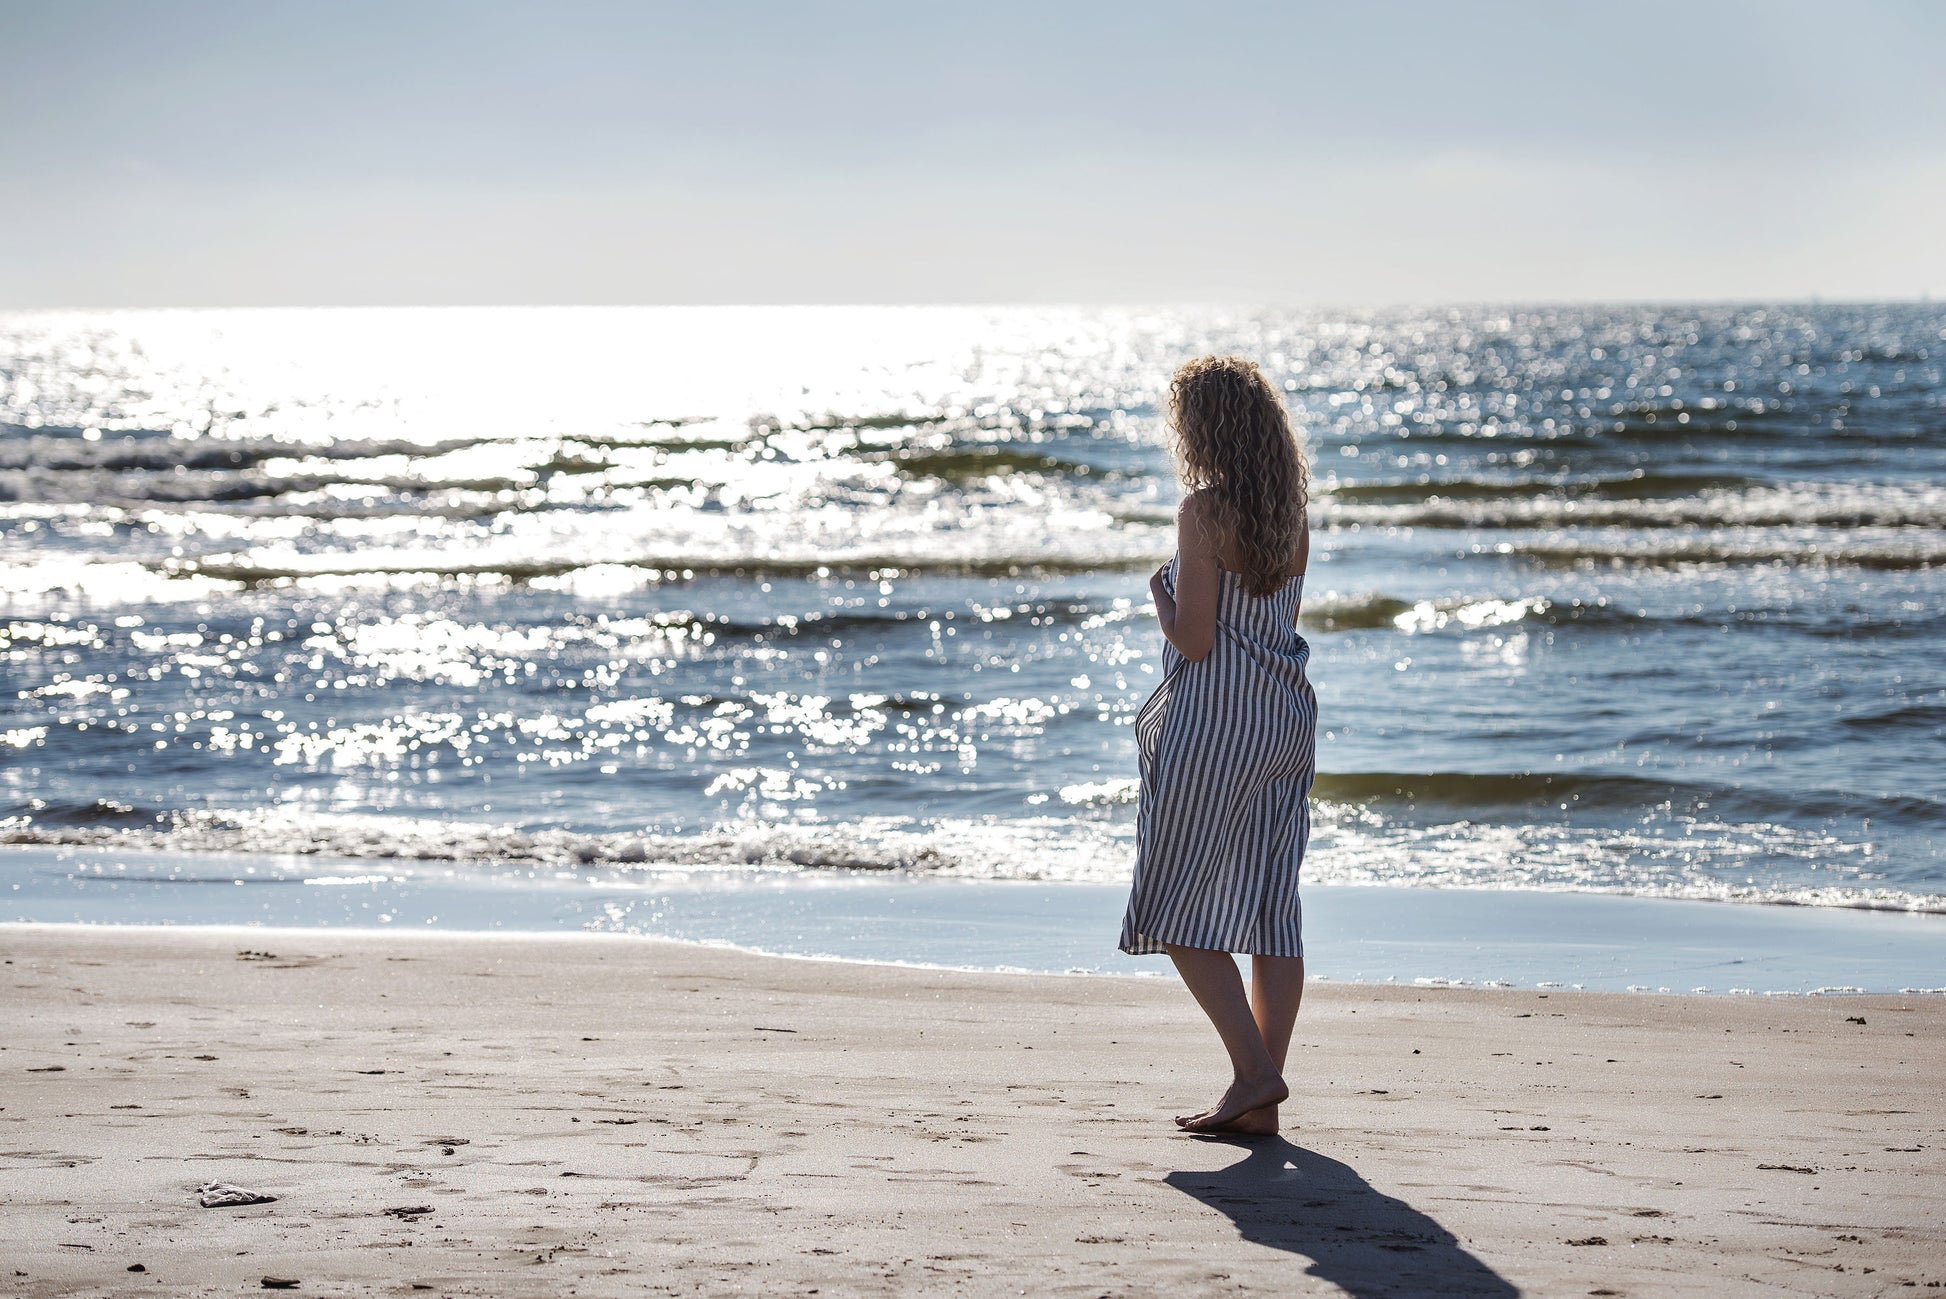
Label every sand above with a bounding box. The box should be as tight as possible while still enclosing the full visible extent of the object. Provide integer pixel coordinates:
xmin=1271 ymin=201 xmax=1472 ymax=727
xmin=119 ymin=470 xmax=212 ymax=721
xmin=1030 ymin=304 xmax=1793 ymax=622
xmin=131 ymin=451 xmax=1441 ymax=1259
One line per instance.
xmin=3 ymin=924 xmax=1942 ymax=1297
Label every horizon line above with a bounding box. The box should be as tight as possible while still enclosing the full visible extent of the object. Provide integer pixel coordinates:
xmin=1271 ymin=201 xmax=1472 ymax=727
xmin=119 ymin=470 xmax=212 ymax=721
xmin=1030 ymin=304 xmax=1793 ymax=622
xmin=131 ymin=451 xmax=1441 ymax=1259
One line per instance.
xmin=1 ymin=295 xmax=1939 ymax=314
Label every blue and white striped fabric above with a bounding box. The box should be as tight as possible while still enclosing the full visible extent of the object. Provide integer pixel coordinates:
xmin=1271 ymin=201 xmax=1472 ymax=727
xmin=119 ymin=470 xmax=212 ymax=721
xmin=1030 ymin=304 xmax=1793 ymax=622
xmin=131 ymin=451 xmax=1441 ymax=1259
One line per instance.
xmin=1119 ymin=554 xmax=1318 ymax=958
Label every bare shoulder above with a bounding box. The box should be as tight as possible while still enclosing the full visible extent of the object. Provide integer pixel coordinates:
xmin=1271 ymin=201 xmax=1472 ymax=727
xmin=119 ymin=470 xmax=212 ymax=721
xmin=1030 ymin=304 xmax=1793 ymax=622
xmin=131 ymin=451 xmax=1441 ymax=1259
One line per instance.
xmin=1176 ymin=488 xmax=1219 ymax=526
xmin=1289 ymin=509 xmax=1311 ymax=576
xmin=1175 ymin=490 xmax=1223 ymax=563
xmin=1177 ymin=489 xmax=1227 ymax=546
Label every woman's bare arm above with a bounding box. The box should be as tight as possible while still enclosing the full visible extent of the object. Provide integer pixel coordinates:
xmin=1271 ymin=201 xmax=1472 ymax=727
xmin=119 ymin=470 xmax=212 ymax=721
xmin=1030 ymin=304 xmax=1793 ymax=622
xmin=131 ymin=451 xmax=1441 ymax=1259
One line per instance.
xmin=1290 ymin=511 xmax=1310 ymax=627
xmin=1153 ymin=492 xmax=1221 ymax=662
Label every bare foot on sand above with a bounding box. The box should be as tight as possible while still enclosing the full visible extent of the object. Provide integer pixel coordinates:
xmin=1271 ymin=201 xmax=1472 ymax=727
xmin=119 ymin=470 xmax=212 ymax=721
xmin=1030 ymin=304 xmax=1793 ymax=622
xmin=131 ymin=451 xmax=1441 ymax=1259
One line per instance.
xmin=1210 ymin=1103 xmax=1280 ymax=1137
xmin=1176 ymin=1102 xmax=1279 ymax=1137
xmin=1175 ymin=1075 xmax=1288 ymax=1133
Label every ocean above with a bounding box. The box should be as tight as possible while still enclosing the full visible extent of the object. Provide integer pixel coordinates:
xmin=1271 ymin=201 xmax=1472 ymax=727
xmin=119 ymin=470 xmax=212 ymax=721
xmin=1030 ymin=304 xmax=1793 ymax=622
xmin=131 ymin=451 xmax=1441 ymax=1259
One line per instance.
xmin=3 ymin=304 xmax=1943 ymax=953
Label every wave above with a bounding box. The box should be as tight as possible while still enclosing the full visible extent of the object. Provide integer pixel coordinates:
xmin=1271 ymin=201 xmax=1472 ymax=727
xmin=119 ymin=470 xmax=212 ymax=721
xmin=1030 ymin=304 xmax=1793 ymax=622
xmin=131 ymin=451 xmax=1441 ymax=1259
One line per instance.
xmin=1309 ymin=408 xmax=1797 ymax=447
xmin=1 ymin=435 xmax=1145 ymax=510
xmin=1300 ymin=593 xmax=1569 ymax=633
xmin=1300 ymin=591 xmax=1723 ymax=634
xmin=1596 ymin=410 xmax=1940 ymax=447
xmin=11 ymin=415 xmax=1938 ymax=550
xmin=0 ymin=810 xmax=1009 ymax=874
xmin=1838 ymin=703 xmax=1946 ymax=735
xmin=1312 ymin=404 xmax=1941 ymax=451
xmin=1037 ymin=766 xmax=1946 ymax=831
xmin=1 ymin=423 xmax=181 ymax=442
xmin=1510 ymin=532 xmax=1945 ymax=571
xmin=1300 ymin=591 xmax=1935 ymax=639
xmin=8 ymin=809 xmax=1943 ymax=915
xmin=14 ymin=550 xmax=1930 ymax=646
xmin=1306 ymin=770 xmax=1946 ymax=829
xmin=711 ymin=603 xmax=1113 ymax=639
xmin=0 ymin=432 xmax=497 ymax=474
xmin=1321 ymin=472 xmax=1759 ymax=503
xmin=703 ymin=588 xmax=1933 ymax=643
xmin=0 ymin=465 xmax=547 ymax=506
xmin=0 ymin=429 xmax=769 ymax=507
xmin=143 ymin=550 xmax=1162 ymax=586
xmin=117 ymin=521 xmax=1941 ymax=589
xmin=873 ymin=442 xmax=1123 ymax=482
xmin=24 ymin=798 xmax=157 ymax=827
xmin=788 ymin=411 xmax=963 ymax=433
xmin=1304 ymin=591 xmax=1785 ymax=635
xmin=1314 ymin=480 xmax=1946 ymax=530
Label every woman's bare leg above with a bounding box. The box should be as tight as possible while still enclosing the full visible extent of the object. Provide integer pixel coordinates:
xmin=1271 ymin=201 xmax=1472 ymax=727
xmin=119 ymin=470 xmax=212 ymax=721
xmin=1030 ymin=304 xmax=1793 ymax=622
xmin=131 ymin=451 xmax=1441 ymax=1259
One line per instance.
xmin=1164 ymin=943 xmax=1288 ymax=1131
xmin=1233 ymin=954 xmax=1305 ymax=1134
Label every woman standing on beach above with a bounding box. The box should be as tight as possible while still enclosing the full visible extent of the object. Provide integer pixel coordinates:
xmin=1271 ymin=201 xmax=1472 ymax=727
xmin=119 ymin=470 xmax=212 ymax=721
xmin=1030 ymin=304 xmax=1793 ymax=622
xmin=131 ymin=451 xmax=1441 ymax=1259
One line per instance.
xmin=1120 ymin=355 xmax=1316 ymax=1137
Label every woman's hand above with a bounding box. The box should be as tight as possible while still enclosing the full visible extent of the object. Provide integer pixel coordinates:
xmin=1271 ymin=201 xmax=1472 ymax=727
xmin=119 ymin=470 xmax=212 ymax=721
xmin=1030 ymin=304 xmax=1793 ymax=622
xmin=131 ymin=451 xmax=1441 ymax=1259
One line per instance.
xmin=1148 ymin=561 xmax=1181 ymax=648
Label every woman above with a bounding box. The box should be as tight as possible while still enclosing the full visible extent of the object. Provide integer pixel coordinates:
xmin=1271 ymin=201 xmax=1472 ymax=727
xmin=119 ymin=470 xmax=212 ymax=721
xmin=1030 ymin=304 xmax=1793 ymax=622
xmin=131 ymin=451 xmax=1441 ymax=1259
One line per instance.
xmin=1119 ymin=354 xmax=1317 ymax=1137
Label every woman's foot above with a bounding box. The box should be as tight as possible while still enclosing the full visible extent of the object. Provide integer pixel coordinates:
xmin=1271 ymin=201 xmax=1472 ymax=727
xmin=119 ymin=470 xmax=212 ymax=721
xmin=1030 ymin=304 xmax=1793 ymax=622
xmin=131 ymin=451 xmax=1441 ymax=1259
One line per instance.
xmin=1176 ymin=1101 xmax=1279 ymax=1137
xmin=1175 ymin=1074 xmax=1288 ymax=1133
xmin=1212 ymin=1103 xmax=1280 ymax=1136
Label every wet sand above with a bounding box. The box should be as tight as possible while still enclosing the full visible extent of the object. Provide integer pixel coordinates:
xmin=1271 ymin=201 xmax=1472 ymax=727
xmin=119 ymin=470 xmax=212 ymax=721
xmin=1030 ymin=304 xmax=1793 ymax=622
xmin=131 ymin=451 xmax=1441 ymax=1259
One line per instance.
xmin=4 ymin=924 xmax=1942 ymax=1297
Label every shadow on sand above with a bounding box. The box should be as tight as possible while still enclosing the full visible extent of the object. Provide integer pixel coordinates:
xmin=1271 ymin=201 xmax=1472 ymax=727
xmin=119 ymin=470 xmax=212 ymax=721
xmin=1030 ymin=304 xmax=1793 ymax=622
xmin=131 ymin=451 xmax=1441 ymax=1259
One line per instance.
xmin=1165 ymin=1136 xmax=1520 ymax=1298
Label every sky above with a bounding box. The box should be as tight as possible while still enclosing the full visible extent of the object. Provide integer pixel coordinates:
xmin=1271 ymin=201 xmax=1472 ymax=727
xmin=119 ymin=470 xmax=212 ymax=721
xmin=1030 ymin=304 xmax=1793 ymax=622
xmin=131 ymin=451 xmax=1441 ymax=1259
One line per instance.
xmin=2 ymin=0 xmax=1943 ymax=307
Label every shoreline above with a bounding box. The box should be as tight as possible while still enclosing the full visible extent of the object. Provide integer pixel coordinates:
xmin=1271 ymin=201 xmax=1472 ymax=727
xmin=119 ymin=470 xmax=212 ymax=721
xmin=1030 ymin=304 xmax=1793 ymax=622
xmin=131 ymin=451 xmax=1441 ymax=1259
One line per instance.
xmin=5 ymin=917 xmax=1943 ymax=1000
xmin=8 ymin=837 xmax=1940 ymax=917
xmin=9 ymin=844 xmax=1943 ymax=995
xmin=5 ymin=923 xmax=1942 ymax=1296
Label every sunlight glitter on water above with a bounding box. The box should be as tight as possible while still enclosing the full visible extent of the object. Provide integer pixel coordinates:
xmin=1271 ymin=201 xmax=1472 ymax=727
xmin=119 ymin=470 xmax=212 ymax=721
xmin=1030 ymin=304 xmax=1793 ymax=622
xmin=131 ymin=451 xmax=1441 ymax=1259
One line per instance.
xmin=4 ymin=304 xmax=1943 ymax=917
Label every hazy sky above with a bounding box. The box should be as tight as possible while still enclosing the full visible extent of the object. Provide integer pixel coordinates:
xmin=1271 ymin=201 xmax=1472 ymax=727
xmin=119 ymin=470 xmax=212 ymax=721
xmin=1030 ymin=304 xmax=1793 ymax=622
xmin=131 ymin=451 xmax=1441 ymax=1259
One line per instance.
xmin=3 ymin=0 xmax=1942 ymax=306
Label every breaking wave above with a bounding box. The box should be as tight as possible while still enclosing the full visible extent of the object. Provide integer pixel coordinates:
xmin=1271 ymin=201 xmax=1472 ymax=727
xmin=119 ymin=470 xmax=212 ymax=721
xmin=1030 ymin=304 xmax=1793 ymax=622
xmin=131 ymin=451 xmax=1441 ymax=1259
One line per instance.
xmin=1316 ymin=479 xmax=1946 ymax=530
xmin=1049 ymin=770 xmax=1945 ymax=832
xmin=8 ymin=807 xmax=1943 ymax=915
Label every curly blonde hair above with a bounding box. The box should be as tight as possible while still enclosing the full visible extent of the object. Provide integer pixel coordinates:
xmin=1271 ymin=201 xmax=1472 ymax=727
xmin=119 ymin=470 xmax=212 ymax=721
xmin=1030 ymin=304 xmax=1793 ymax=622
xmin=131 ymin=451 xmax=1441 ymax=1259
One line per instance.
xmin=1168 ymin=355 xmax=1310 ymax=597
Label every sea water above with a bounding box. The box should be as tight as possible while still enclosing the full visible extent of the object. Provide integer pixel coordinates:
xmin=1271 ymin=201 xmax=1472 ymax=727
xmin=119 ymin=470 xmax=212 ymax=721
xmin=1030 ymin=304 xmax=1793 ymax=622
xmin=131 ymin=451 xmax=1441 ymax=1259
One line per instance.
xmin=3 ymin=305 xmax=1942 ymax=971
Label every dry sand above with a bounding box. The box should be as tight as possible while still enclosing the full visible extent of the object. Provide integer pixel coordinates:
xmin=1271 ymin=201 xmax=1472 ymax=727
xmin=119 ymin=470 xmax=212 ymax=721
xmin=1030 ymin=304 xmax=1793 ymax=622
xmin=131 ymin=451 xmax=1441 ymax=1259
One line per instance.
xmin=3 ymin=924 xmax=1942 ymax=1297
